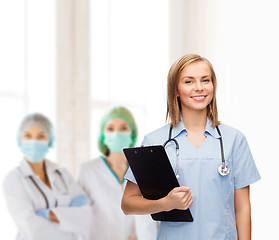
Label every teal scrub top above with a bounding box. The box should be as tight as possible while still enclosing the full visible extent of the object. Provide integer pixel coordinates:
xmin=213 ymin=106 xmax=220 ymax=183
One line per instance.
xmin=124 ymin=118 xmax=260 ymax=240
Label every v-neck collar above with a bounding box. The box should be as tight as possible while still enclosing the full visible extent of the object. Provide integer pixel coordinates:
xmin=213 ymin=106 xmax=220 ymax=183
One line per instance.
xmin=19 ymin=159 xmax=62 ymax=177
xmin=100 ymin=155 xmax=127 ymax=184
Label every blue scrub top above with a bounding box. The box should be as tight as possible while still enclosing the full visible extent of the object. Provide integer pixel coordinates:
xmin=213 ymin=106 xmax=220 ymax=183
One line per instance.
xmin=125 ymin=118 xmax=261 ymax=240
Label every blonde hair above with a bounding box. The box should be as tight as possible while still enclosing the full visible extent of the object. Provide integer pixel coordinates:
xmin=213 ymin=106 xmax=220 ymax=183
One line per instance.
xmin=166 ymin=54 xmax=220 ymax=127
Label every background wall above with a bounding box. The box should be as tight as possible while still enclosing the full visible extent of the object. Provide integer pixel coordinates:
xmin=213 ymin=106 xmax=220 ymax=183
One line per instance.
xmin=0 ymin=0 xmax=278 ymax=239
xmin=171 ymin=1 xmax=278 ymax=239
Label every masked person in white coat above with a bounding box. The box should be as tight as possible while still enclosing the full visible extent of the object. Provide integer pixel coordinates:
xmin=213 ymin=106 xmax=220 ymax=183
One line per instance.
xmin=78 ymin=106 xmax=137 ymax=240
xmin=3 ymin=113 xmax=93 ymax=240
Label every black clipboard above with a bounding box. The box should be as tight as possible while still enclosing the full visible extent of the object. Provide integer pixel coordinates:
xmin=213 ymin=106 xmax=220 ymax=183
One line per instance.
xmin=123 ymin=145 xmax=193 ymax=222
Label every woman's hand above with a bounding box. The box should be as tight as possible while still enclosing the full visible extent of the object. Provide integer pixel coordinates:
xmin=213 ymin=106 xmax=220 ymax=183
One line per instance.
xmin=122 ymin=181 xmax=193 ymax=215
xmin=35 ymin=209 xmax=50 ymax=220
xmin=35 ymin=209 xmax=59 ymax=222
xmin=163 ymin=186 xmax=193 ymax=212
xmin=69 ymin=194 xmax=88 ymax=207
xmin=49 ymin=210 xmax=59 ymax=223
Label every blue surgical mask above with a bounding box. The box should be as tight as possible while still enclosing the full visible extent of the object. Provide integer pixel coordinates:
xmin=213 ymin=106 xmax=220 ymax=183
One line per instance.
xmin=104 ymin=132 xmax=132 ymax=153
xmin=20 ymin=140 xmax=49 ymax=163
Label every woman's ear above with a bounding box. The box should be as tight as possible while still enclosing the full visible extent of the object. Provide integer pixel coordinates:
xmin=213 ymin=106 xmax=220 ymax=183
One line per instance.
xmin=176 ymin=87 xmax=179 ymax=97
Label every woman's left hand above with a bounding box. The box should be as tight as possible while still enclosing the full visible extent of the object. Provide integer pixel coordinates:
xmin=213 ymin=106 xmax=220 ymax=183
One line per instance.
xmin=69 ymin=194 xmax=88 ymax=207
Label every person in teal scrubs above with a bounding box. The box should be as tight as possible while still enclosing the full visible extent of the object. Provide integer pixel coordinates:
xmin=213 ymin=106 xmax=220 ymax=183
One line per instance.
xmin=121 ymin=54 xmax=260 ymax=240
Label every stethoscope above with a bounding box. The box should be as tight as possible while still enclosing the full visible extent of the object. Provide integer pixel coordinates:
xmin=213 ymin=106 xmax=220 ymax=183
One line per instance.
xmin=163 ymin=124 xmax=230 ymax=178
xmin=29 ymin=170 xmax=68 ymax=208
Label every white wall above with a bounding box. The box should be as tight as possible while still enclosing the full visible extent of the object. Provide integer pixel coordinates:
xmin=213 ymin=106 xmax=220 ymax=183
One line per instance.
xmin=169 ymin=0 xmax=279 ymax=238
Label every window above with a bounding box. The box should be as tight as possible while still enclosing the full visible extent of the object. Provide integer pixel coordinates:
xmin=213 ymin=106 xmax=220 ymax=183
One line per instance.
xmin=0 ymin=0 xmax=55 ymax=237
xmin=90 ymin=0 xmax=169 ymax=157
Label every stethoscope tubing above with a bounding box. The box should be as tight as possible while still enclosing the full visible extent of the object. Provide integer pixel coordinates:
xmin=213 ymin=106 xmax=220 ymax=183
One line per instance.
xmin=163 ymin=125 xmax=180 ymax=178
xmin=216 ymin=126 xmax=225 ymax=165
xmin=163 ymin=124 xmax=230 ymax=177
xmin=29 ymin=175 xmax=49 ymax=209
xmin=29 ymin=169 xmax=68 ymax=209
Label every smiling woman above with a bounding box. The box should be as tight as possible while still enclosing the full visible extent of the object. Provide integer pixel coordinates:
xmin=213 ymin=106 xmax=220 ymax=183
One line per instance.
xmin=175 ymin=59 xmax=216 ymax=149
xmin=121 ymin=54 xmax=261 ymax=240
xmin=167 ymin=55 xmax=219 ymax=128
xmin=178 ymin=61 xmax=213 ymax=111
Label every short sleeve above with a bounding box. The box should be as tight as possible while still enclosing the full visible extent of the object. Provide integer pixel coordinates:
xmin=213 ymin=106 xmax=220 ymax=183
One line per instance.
xmin=124 ymin=136 xmax=151 ymax=184
xmin=232 ymin=132 xmax=261 ymax=189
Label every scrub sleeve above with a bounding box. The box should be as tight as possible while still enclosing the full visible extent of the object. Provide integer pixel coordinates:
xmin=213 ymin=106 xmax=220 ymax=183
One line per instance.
xmin=232 ymin=131 xmax=261 ymax=189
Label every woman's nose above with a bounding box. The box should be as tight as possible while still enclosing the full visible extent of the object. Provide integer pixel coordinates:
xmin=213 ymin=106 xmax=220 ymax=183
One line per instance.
xmin=194 ymin=81 xmax=203 ymax=91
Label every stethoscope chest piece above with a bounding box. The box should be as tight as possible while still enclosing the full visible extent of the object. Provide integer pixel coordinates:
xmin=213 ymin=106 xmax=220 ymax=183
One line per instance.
xmin=164 ymin=124 xmax=231 ymax=178
xmin=218 ymin=164 xmax=230 ymax=176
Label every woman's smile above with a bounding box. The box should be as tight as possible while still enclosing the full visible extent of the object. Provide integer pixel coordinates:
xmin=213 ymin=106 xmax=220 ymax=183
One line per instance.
xmin=190 ymin=95 xmax=207 ymax=102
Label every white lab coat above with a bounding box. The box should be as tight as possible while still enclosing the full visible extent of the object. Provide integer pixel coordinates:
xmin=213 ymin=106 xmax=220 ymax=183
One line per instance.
xmin=135 ymin=215 xmax=159 ymax=240
xmin=2 ymin=159 xmax=93 ymax=240
xmin=78 ymin=156 xmax=136 ymax=240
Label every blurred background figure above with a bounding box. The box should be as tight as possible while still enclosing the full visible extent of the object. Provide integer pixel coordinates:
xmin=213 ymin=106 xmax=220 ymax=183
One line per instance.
xmin=78 ymin=106 xmax=138 ymax=240
xmin=135 ymin=215 xmax=158 ymax=240
xmin=2 ymin=113 xmax=92 ymax=240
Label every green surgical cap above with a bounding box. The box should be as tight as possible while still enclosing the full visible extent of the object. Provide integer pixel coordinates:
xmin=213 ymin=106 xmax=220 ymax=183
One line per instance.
xmin=17 ymin=113 xmax=55 ymax=148
xmin=98 ymin=106 xmax=138 ymax=156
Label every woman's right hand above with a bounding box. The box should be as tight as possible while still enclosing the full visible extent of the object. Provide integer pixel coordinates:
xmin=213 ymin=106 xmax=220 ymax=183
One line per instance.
xmin=122 ymin=181 xmax=193 ymax=215
xmin=49 ymin=210 xmax=59 ymax=223
xmin=163 ymin=186 xmax=193 ymax=212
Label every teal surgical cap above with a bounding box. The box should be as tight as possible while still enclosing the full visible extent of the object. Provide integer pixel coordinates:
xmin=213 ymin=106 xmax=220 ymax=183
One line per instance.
xmin=98 ymin=106 xmax=138 ymax=156
xmin=17 ymin=113 xmax=55 ymax=148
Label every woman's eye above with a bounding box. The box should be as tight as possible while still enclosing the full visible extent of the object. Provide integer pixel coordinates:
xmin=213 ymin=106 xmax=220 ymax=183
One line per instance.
xmin=106 ymin=127 xmax=114 ymax=132
xmin=203 ymin=79 xmax=210 ymax=82
xmin=38 ymin=135 xmax=46 ymax=139
xmin=185 ymin=80 xmax=192 ymax=84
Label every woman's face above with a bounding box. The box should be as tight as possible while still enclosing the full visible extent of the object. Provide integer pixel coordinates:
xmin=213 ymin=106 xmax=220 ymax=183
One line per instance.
xmin=21 ymin=128 xmax=49 ymax=143
xmin=104 ymin=117 xmax=131 ymax=133
xmin=177 ymin=60 xmax=214 ymax=113
xmin=104 ymin=117 xmax=132 ymax=154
